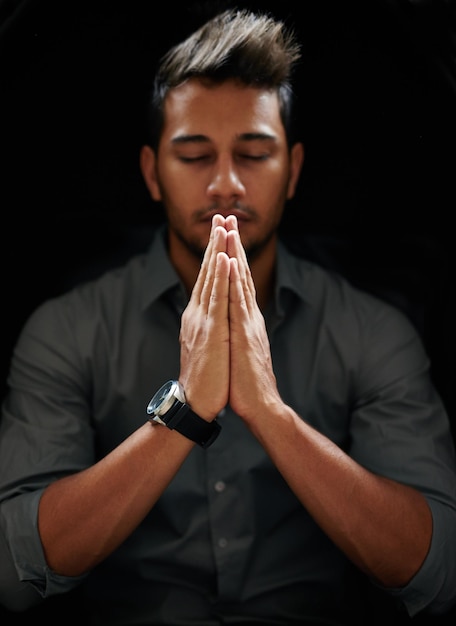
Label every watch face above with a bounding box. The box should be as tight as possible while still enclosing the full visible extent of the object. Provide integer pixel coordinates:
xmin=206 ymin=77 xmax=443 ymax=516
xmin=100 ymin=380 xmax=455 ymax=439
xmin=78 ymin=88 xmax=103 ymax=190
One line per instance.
xmin=147 ymin=380 xmax=175 ymax=415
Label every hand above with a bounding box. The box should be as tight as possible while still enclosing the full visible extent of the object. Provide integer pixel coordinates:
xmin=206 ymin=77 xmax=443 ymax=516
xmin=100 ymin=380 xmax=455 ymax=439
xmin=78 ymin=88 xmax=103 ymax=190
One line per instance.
xmin=179 ymin=215 xmax=231 ymax=420
xmin=225 ymin=216 xmax=281 ymax=422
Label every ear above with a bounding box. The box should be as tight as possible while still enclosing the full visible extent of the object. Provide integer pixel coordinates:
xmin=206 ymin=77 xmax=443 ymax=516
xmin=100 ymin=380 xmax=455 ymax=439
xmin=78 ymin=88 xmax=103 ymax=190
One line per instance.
xmin=286 ymin=142 xmax=304 ymax=200
xmin=139 ymin=145 xmax=162 ymax=201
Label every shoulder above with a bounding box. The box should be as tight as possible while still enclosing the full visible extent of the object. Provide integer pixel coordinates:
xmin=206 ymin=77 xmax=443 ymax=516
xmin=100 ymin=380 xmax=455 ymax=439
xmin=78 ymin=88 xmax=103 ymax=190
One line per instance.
xmin=279 ymin=242 xmax=424 ymax=362
xmin=282 ymin=242 xmax=409 ymax=321
xmin=19 ymin=252 xmax=149 ymax=346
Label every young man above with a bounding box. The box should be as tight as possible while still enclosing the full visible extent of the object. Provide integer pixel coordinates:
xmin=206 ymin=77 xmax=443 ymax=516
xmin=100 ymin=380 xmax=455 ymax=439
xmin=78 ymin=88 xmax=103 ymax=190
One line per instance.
xmin=0 ymin=8 xmax=455 ymax=625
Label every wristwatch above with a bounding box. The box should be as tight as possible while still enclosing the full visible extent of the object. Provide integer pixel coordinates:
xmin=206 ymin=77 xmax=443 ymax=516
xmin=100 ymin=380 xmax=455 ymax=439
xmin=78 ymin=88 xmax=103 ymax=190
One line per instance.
xmin=146 ymin=380 xmax=221 ymax=448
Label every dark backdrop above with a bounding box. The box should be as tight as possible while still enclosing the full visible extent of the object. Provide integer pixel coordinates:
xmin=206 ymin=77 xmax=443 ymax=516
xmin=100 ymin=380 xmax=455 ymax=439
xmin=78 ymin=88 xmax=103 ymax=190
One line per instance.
xmin=2 ymin=0 xmax=455 ymax=417
xmin=0 ymin=1 xmax=455 ymax=621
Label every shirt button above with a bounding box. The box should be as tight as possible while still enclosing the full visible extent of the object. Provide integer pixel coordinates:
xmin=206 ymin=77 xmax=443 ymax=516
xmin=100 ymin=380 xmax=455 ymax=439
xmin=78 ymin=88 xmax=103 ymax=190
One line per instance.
xmin=214 ymin=480 xmax=226 ymax=493
xmin=218 ymin=537 xmax=228 ymax=548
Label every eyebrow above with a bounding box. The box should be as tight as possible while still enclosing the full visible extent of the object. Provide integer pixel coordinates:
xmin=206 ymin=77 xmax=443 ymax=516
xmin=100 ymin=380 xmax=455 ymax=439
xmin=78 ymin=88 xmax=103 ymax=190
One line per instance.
xmin=171 ymin=132 xmax=277 ymax=145
xmin=171 ymin=135 xmax=208 ymax=145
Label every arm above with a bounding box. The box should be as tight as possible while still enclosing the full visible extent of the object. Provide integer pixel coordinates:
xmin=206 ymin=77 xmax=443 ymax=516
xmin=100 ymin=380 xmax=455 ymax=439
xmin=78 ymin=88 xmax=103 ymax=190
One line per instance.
xmin=245 ymin=402 xmax=432 ymax=588
xmin=225 ymin=216 xmax=432 ymax=589
xmin=38 ymin=422 xmax=193 ymax=576
xmin=36 ymin=217 xmax=232 ymax=577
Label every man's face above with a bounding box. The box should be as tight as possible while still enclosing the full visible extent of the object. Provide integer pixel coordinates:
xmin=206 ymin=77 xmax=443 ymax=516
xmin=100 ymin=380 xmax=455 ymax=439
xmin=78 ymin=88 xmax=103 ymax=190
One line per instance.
xmin=144 ymin=78 xmax=303 ymax=259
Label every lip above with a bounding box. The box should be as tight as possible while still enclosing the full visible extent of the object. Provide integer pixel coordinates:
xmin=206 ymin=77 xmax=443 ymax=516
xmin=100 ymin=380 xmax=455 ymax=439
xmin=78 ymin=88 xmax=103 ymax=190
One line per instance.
xmin=200 ymin=209 xmax=251 ymax=222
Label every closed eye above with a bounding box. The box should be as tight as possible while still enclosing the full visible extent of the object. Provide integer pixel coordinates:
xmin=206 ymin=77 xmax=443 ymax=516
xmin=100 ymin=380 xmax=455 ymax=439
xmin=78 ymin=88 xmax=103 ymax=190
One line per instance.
xmin=239 ymin=153 xmax=269 ymax=161
xmin=179 ymin=154 xmax=211 ymax=163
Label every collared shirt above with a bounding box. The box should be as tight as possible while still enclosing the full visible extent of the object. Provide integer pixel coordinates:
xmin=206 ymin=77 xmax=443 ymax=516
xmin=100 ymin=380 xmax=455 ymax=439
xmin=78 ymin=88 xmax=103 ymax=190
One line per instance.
xmin=1 ymin=225 xmax=456 ymax=625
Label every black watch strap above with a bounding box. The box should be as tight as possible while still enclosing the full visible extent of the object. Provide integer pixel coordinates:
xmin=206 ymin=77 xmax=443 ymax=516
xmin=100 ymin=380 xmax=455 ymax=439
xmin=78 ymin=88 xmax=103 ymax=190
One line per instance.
xmin=152 ymin=400 xmax=221 ymax=449
xmin=168 ymin=402 xmax=221 ymax=448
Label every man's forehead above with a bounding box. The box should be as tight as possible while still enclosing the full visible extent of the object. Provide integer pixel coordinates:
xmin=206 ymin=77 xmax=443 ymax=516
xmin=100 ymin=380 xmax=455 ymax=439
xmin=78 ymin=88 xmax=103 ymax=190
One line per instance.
xmin=162 ymin=79 xmax=283 ymax=139
xmin=164 ymin=77 xmax=279 ymax=113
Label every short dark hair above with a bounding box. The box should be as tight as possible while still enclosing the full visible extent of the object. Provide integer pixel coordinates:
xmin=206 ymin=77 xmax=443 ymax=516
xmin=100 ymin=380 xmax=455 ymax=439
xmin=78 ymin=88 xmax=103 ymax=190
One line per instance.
xmin=146 ymin=8 xmax=302 ymax=150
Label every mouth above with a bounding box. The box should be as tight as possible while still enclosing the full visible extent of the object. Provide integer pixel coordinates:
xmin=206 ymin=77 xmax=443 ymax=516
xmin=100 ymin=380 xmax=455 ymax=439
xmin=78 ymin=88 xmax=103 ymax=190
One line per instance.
xmin=198 ymin=207 xmax=253 ymax=223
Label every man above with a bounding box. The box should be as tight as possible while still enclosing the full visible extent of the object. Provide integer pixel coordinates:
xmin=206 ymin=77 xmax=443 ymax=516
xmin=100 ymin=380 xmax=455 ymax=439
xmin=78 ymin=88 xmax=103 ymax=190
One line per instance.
xmin=0 ymin=8 xmax=455 ymax=625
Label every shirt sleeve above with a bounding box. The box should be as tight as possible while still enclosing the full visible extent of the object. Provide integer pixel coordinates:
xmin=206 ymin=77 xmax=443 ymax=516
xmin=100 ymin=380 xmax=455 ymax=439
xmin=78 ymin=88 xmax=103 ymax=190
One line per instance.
xmin=0 ymin=298 xmax=93 ymax=608
xmin=348 ymin=296 xmax=456 ymax=616
xmin=383 ymin=497 xmax=456 ymax=616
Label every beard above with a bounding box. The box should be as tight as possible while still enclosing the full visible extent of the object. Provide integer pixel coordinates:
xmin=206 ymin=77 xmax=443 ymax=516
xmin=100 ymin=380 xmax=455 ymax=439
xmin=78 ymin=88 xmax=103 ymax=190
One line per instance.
xmin=169 ymin=200 xmax=280 ymax=263
xmin=172 ymin=216 xmax=277 ymax=264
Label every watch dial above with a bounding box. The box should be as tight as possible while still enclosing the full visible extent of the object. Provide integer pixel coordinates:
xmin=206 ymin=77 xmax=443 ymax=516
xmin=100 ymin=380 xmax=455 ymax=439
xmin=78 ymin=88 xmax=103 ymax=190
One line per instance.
xmin=147 ymin=380 xmax=173 ymax=414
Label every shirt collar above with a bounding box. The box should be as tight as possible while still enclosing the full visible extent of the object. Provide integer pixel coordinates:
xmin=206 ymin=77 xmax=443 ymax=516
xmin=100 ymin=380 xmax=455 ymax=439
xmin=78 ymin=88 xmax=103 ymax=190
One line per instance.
xmin=141 ymin=224 xmax=186 ymax=312
xmin=273 ymin=239 xmax=314 ymax=318
xmin=141 ymin=225 xmax=313 ymax=316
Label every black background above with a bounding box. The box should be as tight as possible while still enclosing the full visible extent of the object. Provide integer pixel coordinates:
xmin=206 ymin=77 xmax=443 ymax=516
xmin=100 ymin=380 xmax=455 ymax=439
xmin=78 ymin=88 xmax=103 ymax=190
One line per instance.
xmin=0 ymin=0 xmax=456 ymax=621
xmin=2 ymin=0 xmax=455 ymax=413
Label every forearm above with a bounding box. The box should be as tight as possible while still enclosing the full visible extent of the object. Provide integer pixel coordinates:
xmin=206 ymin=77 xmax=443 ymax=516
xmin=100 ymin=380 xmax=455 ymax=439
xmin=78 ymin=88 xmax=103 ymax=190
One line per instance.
xmin=38 ymin=422 xmax=193 ymax=577
xmin=248 ymin=400 xmax=433 ymax=588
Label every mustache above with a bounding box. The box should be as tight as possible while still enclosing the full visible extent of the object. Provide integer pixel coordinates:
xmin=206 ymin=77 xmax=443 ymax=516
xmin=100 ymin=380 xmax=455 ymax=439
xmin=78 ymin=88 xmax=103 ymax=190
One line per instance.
xmin=194 ymin=202 xmax=255 ymax=220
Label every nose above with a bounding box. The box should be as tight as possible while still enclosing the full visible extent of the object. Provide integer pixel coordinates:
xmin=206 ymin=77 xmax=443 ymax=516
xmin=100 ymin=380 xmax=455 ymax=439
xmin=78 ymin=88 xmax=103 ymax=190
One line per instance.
xmin=207 ymin=155 xmax=245 ymax=200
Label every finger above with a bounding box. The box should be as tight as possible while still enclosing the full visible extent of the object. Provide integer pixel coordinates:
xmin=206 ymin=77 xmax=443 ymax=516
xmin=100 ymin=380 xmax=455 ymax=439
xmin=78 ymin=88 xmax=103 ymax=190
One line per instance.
xmin=191 ymin=215 xmax=226 ymax=305
xmin=225 ymin=214 xmax=238 ymax=232
xmin=199 ymin=225 xmax=227 ymax=311
xmin=226 ymin=221 xmax=246 ymax=267
xmin=226 ymin=228 xmax=250 ymax=281
xmin=208 ymin=251 xmax=230 ymax=322
xmin=228 ymin=256 xmax=249 ymax=318
xmin=227 ymin=229 xmax=257 ymax=309
xmin=212 ymin=213 xmax=226 ymax=229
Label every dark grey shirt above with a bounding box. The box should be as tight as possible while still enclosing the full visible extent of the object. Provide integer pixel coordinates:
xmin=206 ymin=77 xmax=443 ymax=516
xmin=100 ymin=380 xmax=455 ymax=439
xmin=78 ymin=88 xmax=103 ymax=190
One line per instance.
xmin=1 ymin=225 xmax=456 ymax=625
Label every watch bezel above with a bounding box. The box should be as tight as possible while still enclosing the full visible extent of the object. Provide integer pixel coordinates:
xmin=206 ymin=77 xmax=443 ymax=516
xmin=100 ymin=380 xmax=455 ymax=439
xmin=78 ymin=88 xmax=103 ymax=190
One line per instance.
xmin=146 ymin=380 xmax=221 ymax=448
xmin=146 ymin=380 xmax=185 ymax=420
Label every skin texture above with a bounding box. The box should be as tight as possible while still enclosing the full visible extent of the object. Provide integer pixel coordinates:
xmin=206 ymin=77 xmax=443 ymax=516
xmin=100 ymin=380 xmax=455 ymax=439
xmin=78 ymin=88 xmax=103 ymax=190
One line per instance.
xmin=38 ymin=78 xmax=432 ymax=589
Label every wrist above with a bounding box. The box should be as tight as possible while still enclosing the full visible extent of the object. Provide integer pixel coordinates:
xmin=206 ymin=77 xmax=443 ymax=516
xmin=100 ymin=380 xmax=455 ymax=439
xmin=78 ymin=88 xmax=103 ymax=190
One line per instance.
xmin=146 ymin=380 xmax=221 ymax=448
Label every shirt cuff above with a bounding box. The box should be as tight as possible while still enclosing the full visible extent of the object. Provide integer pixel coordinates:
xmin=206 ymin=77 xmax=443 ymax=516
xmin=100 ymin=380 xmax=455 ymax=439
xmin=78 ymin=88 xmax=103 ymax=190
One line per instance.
xmin=375 ymin=497 xmax=456 ymax=616
xmin=0 ymin=489 xmax=87 ymax=600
